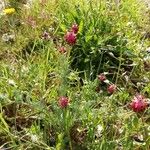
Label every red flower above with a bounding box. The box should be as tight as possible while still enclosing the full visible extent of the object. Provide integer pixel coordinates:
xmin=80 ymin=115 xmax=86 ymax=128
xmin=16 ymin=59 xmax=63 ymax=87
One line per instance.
xmin=64 ymin=31 xmax=77 ymax=45
xmin=58 ymin=96 xmax=69 ymax=108
xmin=98 ymin=73 xmax=106 ymax=82
xmin=130 ymin=94 xmax=148 ymax=112
xmin=107 ymin=84 xmax=117 ymax=94
xmin=59 ymin=46 xmax=66 ymax=53
xmin=71 ymin=23 xmax=79 ymax=34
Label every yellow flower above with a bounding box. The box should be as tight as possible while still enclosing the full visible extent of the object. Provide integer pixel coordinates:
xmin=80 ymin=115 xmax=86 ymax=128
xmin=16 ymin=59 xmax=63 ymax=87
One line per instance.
xmin=3 ymin=8 xmax=15 ymax=15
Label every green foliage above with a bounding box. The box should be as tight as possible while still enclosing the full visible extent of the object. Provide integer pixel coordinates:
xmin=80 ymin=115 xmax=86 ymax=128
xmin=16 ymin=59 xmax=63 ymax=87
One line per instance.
xmin=56 ymin=0 xmax=147 ymax=80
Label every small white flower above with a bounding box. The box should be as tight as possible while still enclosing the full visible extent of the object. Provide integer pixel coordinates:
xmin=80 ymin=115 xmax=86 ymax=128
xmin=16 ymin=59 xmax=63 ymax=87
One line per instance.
xmin=0 ymin=93 xmax=7 ymax=99
xmin=49 ymin=27 xmax=55 ymax=32
xmin=143 ymin=56 xmax=150 ymax=61
xmin=8 ymin=79 xmax=16 ymax=86
xmin=147 ymin=126 xmax=150 ymax=131
xmin=31 ymin=134 xmax=38 ymax=142
xmin=133 ymin=141 xmax=146 ymax=146
xmin=96 ymin=124 xmax=103 ymax=138
xmin=124 ymin=75 xmax=129 ymax=82
xmin=146 ymin=47 xmax=150 ymax=53
xmin=118 ymin=128 xmax=123 ymax=134
xmin=21 ymin=65 xmax=29 ymax=73
xmin=148 ymin=132 xmax=150 ymax=136
xmin=104 ymin=79 xmax=110 ymax=84
xmin=143 ymin=77 xmax=149 ymax=83
xmin=2 ymin=33 xmax=15 ymax=42
xmin=126 ymin=22 xmax=133 ymax=26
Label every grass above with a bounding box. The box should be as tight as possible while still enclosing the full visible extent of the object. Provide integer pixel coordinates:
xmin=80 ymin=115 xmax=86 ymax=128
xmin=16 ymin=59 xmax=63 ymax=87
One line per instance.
xmin=0 ymin=0 xmax=150 ymax=149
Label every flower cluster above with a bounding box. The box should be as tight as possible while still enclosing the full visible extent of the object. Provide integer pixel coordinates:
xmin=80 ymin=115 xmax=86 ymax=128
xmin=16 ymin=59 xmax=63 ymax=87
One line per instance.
xmin=130 ymin=94 xmax=148 ymax=112
xmin=3 ymin=8 xmax=15 ymax=15
xmin=98 ymin=73 xmax=106 ymax=82
xmin=97 ymin=73 xmax=149 ymax=113
xmin=58 ymin=96 xmax=69 ymax=108
xmin=107 ymin=84 xmax=117 ymax=94
xmin=58 ymin=23 xmax=79 ymax=54
xmin=64 ymin=31 xmax=77 ymax=45
xmin=64 ymin=23 xmax=79 ymax=45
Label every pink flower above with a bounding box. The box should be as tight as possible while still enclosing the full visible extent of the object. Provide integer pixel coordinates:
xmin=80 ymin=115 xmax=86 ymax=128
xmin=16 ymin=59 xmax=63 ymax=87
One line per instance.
xmin=130 ymin=94 xmax=148 ymax=112
xmin=59 ymin=46 xmax=66 ymax=54
xmin=64 ymin=31 xmax=77 ymax=45
xmin=98 ymin=73 xmax=106 ymax=82
xmin=107 ymin=84 xmax=117 ymax=94
xmin=58 ymin=96 xmax=69 ymax=108
xmin=71 ymin=23 xmax=79 ymax=34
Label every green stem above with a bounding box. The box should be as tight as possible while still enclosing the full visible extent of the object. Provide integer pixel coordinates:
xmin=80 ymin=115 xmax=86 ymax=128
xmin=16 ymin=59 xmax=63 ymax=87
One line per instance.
xmin=115 ymin=50 xmax=122 ymax=85
xmin=63 ymin=109 xmax=72 ymax=150
xmin=96 ymin=50 xmax=104 ymax=75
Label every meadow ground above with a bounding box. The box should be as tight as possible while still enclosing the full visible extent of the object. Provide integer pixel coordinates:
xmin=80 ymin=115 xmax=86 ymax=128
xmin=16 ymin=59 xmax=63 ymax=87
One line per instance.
xmin=0 ymin=0 xmax=150 ymax=149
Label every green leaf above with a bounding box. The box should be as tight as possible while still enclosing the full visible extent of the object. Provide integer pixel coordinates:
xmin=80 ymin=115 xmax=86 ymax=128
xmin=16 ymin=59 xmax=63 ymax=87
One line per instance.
xmin=56 ymin=133 xmax=64 ymax=150
xmin=85 ymin=35 xmax=93 ymax=42
xmin=79 ymin=20 xmax=84 ymax=33
xmin=0 ymin=113 xmax=9 ymax=131
xmin=60 ymin=24 xmax=67 ymax=32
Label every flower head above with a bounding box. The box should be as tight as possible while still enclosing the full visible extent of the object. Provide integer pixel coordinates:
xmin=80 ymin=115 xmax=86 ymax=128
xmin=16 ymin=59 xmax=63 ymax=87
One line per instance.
xmin=71 ymin=23 xmax=79 ymax=34
xmin=58 ymin=96 xmax=69 ymax=108
xmin=98 ymin=73 xmax=106 ymax=82
xmin=64 ymin=31 xmax=77 ymax=45
xmin=107 ymin=84 xmax=117 ymax=94
xmin=130 ymin=94 xmax=148 ymax=112
xmin=96 ymin=125 xmax=103 ymax=138
xmin=3 ymin=8 xmax=15 ymax=15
